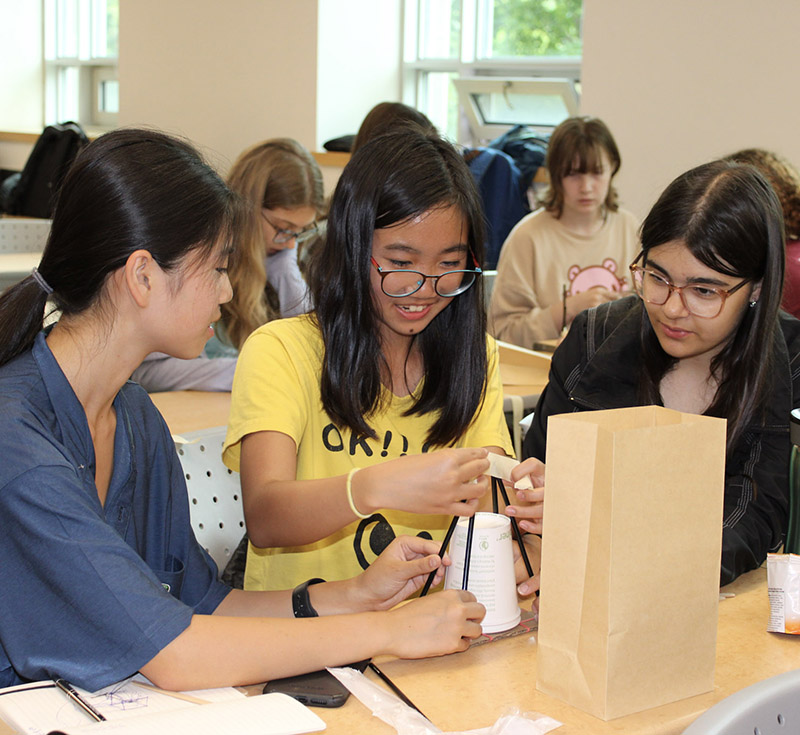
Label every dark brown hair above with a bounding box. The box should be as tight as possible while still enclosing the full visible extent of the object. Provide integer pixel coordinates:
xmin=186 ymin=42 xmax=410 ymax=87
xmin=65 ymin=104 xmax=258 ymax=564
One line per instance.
xmin=638 ymin=160 xmax=785 ymax=453
xmin=0 ymin=128 xmax=241 ymax=368
xmin=351 ymin=102 xmax=437 ymax=154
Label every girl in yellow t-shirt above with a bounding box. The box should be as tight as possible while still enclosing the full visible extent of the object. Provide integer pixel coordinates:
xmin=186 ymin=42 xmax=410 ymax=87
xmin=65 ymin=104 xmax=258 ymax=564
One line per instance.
xmin=224 ymin=127 xmax=543 ymax=592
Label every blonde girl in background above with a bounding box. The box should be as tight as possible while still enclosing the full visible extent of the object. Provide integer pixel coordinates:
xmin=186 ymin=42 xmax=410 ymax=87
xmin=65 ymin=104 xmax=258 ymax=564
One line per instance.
xmin=131 ymin=138 xmax=325 ymax=390
xmin=212 ymin=138 xmax=326 ymax=353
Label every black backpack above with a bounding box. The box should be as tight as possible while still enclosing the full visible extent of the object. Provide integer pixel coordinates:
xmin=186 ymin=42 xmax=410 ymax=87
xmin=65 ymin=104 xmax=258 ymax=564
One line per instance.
xmin=0 ymin=122 xmax=88 ymax=218
xmin=488 ymin=124 xmax=549 ymax=192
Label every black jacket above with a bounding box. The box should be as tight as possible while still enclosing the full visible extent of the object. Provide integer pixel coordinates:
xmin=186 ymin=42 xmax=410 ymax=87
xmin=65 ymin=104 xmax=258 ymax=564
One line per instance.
xmin=523 ymin=296 xmax=800 ymax=586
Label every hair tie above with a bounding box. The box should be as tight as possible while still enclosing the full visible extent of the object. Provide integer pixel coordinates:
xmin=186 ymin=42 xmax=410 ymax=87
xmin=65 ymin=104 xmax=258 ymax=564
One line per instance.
xmin=31 ymin=267 xmax=53 ymax=295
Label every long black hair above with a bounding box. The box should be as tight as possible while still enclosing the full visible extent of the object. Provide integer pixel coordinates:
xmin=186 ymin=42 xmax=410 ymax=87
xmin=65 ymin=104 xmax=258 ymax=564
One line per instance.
xmin=309 ymin=127 xmax=488 ymax=447
xmin=638 ymin=159 xmax=785 ymax=452
xmin=0 ymin=128 xmax=241 ymax=368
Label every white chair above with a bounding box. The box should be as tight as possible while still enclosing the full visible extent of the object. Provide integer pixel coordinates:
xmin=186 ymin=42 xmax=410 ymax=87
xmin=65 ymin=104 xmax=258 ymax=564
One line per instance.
xmin=0 ymin=218 xmax=51 ymax=293
xmin=682 ymin=668 xmax=800 ymax=734
xmin=174 ymin=426 xmax=245 ymax=575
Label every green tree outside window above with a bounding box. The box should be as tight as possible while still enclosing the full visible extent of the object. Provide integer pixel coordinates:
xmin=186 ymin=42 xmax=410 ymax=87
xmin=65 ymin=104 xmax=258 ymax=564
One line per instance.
xmin=491 ymin=0 xmax=582 ymax=57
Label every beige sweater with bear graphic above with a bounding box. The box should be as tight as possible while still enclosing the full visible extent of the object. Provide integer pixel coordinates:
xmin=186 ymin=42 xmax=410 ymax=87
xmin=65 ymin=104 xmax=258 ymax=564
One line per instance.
xmin=488 ymin=207 xmax=640 ymax=346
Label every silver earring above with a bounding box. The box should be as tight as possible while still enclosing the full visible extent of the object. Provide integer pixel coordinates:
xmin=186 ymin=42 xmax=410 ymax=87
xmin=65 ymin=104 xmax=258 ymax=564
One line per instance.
xmin=749 ymin=300 xmax=757 ymax=308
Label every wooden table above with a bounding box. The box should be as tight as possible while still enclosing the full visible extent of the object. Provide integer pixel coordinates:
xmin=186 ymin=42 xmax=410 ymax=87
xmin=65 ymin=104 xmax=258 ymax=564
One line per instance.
xmin=149 ymin=391 xmax=232 ymax=436
xmin=281 ymin=567 xmax=797 ymax=734
xmin=147 ymin=343 xmax=552 ymax=445
xmin=497 ymin=340 xmax=551 ymax=400
xmin=0 ymin=569 xmax=792 ymax=735
xmin=0 ymin=252 xmax=41 ymax=292
xmin=497 ymin=341 xmax=551 ymax=455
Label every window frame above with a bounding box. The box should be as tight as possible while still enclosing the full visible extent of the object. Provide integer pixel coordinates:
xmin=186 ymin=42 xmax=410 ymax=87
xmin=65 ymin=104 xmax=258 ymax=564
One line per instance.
xmin=43 ymin=0 xmax=118 ymax=130
xmin=402 ymin=0 xmax=582 ymax=144
xmin=453 ymin=76 xmax=579 ymax=140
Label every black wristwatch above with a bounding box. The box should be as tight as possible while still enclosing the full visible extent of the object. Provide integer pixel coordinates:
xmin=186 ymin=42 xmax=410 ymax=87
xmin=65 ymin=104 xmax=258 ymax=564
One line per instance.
xmin=292 ymin=577 xmax=326 ymax=617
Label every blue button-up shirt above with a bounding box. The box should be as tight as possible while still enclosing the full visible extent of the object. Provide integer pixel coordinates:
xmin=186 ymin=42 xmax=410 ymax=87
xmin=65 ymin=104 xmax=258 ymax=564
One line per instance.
xmin=0 ymin=333 xmax=229 ymax=690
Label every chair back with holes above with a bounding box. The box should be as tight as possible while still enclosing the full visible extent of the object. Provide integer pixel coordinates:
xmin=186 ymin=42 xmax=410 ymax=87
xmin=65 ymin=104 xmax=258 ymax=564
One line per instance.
xmin=175 ymin=426 xmax=245 ymax=575
xmin=682 ymin=668 xmax=800 ymax=734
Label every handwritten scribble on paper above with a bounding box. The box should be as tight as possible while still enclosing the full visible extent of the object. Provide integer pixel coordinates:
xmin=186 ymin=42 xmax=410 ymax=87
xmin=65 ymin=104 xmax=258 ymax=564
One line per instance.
xmin=104 ymin=690 xmax=148 ymax=710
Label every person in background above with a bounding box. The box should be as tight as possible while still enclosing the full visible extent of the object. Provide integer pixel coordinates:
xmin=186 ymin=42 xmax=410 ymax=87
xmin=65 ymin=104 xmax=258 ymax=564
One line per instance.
xmin=131 ymin=138 xmax=325 ymax=391
xmin=350 ymin=101 xmax=437 ymax=154
xmin=489 ymin=115 xmax=640 ymax=347
xmin=223 ymin=127 xmax=542 ymax=595
xmin=0 ymin=127 xmax=484 ymax=691
xmin=214 ymin=138 xmax=325 ymax=352
xmin=522 ymin=159 xmax=800 ymax=586
xmin=726 ymin=148 xmax=800 ymax=319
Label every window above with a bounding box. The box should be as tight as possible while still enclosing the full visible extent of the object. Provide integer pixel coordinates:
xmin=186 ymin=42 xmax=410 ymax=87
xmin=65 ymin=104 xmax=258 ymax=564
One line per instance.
xmin=403 ymin=0 xmax=582 ymax=143
xmin=453 ymin=76 xmax=579 ymax=141
xmin=44 ymin=0 xmax=119 ymax=129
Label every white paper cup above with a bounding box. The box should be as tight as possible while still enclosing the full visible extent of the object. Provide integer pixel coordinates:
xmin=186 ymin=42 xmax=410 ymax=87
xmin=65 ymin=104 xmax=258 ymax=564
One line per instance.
xmin=444 ymin=512 xmax=521 ymax=633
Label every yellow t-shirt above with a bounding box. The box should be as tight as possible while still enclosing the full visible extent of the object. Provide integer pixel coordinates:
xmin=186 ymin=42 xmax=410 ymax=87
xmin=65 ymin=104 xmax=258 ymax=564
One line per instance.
xmin=223 ymin=314 xmax=514 ymax=591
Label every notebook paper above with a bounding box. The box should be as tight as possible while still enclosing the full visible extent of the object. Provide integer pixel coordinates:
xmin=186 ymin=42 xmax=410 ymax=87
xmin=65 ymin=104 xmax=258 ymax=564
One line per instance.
xmin=0 ymin=680 xmax=324 ymax=735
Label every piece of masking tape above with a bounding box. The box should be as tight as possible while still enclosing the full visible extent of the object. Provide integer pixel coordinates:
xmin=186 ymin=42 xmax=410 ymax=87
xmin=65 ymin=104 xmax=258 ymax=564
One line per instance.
xmin=486 ymin=452 xmax=533 ymax=490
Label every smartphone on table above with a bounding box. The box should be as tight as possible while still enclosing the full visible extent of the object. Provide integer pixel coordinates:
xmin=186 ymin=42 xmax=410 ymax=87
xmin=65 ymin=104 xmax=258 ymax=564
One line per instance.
xmin=262 ymin=659 xmax=370 ymax=708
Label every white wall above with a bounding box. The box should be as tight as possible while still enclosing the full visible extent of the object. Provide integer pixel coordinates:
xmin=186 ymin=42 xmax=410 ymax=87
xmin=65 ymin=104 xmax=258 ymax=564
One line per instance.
xmin=0 ymin=1 xmax=44 ymax=169
xmin=118 ymin=0 xmax=401 ymax=180
xmin=0 ymin=0 xmax=402 ymax=187
xmin=581 ymin=0 xmax=800 ymax=220
xmin=316 ymin=0 xmax=402 ymax=149
xmin=0 ymin=1 xmax=43 ymax=134
xmin=119 ymin=0 xmax=319 ymax=173
xmin=10 ymin=0 xmax=799 ymax=212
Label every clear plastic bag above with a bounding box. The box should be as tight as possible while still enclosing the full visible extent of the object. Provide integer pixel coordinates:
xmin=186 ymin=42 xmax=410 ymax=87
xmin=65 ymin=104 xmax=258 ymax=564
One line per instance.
xmin=327 ymin=666 xmax=561 ymax=735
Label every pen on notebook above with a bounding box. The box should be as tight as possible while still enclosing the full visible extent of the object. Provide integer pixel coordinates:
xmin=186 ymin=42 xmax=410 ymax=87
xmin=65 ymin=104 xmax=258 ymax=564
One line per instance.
xmin=54 ymin=679 xmax=106 ymax=722
xmin=367 ymin=662 xmax=431 ymax=722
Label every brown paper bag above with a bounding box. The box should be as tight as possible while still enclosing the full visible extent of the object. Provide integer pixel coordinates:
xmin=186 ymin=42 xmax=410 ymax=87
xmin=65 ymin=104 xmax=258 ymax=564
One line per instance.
xmin=536 ymin=406 xmax=726 ymax=720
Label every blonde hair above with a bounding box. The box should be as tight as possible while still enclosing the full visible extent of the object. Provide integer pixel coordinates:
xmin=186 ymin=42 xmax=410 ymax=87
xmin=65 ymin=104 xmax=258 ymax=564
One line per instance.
xmin=222 ymin=139 xmax=324 ymax=349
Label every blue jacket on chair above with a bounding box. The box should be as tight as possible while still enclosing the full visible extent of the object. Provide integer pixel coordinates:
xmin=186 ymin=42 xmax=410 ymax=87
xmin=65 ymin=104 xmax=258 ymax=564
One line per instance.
xmin=465 ymin=147 xmax=528 ymax=269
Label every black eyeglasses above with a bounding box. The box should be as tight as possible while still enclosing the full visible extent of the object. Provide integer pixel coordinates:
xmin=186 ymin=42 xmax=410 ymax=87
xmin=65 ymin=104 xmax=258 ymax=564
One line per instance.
xmin=629 ymin=252 xmax=749 ymax=319
xmin=262 ymin=213 xmax=320 ymax=245
xmin=370 ymin=253 xmax=482 ymax=298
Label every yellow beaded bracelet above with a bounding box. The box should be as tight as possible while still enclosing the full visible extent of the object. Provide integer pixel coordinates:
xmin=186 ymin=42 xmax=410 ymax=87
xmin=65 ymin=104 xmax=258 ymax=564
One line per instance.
xmin=346 ymin=467 xmax=370 ymax=519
